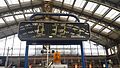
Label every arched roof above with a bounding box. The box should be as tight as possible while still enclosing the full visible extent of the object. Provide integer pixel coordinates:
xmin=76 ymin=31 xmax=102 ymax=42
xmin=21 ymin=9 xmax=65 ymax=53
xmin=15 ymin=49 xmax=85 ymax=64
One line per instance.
xmin=0 ymin=0 xmax=120 ymax=48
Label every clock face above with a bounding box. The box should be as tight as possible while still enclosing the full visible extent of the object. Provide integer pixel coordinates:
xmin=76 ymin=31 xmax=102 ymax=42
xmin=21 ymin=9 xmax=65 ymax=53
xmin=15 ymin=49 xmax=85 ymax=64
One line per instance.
xmin=18 ymin=21 xmax=90 ymax=44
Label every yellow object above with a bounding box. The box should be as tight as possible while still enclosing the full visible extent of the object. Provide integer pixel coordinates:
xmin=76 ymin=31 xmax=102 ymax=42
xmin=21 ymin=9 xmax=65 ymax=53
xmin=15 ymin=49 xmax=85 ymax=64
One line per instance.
xmin=75 ymin=64 xmax=77 ymax=68
xmin=53 ymin=52 xmax=61 ymax=63
xmin=89 ymin=63 xmax=92 ymax=68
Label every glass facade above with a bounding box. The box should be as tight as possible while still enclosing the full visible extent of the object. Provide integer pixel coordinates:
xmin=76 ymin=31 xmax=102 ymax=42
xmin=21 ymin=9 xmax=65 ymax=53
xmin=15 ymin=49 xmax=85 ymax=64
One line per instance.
xmin=0 ymin=34 xmax=106 ymax=56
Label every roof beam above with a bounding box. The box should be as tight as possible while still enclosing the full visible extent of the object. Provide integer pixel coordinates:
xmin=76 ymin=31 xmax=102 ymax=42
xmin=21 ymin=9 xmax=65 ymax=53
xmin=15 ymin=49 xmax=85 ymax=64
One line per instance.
xmin=49 ymin=17 xmax=116 ymax=48
xmin=18 ymin=0 xmax=27 ymax=20
xmin=4 ymin=0 xmax=18 ymax=24
xmin=53 ymin=1 xmax=120 ymax=29
xmin=0 ymin=1 xmax=42 ymax=14
xmin=0 ymin=1 xmax=119 ymax=29
xmin=88 ymin=0 xmax=120 ymax=10
xmin=0 ymin=16 xmax=116 ymax=48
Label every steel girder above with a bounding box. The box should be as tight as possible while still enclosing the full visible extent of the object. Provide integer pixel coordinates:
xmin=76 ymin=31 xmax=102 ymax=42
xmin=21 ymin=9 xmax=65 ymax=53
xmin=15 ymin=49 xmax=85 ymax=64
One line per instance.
xmin=0 ymin=1 xmax=119 ymax=29
xmin=88 ymin=0 xmax=120 ymax=9
xmin=0 ymin=1 xmax=119 ymax=48
xmin=52 ymin=1 xmax=120 ymax=30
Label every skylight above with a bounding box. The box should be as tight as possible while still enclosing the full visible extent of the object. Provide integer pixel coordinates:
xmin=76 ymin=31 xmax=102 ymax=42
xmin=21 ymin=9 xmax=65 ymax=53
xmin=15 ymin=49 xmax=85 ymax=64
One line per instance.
xmin=102 ymin=28 xmax=111 ymax=34
xmin=79 ymin=19 xmax=85 ymax=23
xmin=15 ymin=15 xmax=24 ymax=19
xmin=115 ymin=17 xmax=120 ymax=24
xmin=108 ymin=26 xmax=114 ymax=30
xmin=60 ymin=16 xmax=68 ymax=20
xmin=14 ymin=11 xmax=23 ymax=14
xmin=84 ymin=2 xmax=97 ymax=12
xmin=79 ymin=0 xmax=86 ymax=8
xmin=20 ymin=0 xmax=30 ymax=2
xmin=7 ymin=0 xmax=19 ymax=5
xmin=25 ymin=14 xmax=33 ymax=17
xmin=95 ymin=5 xmax=109 ymax=16
xmin=0 ymin=18 xmax=5 ymax=24
xmin=64 ymin=0 xmax=74 ymax=5
xmin=68 ymin=16 xmax=76 ymax=21
xmin=74 ymin=0 xmax=83 ymax=8
xmin=53 ymin=8 xmax=60 ymax=13
xmin=87 ymin=21 xmax=94 ymax=26
xmin=55 ymin=0 xmax=62 ymax=2
xmin=0 ymin=0 xmax=6 ymax=7
xmin=105 ymin=9 xmax=120 ymax=19
xmin=4 ymin=16 xmax=15 ymax=22
xmin=24 ymin=9 xmax=33 ymax=13
xmin=62 ymin=10 xmax=69 ymax=14
xmin=33 ymin=8 xmax=41 ymax=12
xmin=94 ymin=24 xmax=103 ymax=30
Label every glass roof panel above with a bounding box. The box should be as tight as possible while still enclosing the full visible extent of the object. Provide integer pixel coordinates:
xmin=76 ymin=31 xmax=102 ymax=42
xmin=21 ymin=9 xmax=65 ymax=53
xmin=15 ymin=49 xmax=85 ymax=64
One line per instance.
xmin=33 ymin=8 xmax=41 ymax=12
xmin=14 ymin=11 xmax=23 ymax=14
xmin=0 ymin=18 xmax=5 ymax=24
xmin=21 ymin=0 xmax=30 ymax=2
xmin=68 ymin=16 xmax=76 ymax=21
xmin=25 ymin=14 xmax=33 ymax=17
xmin=7 ymin=0 xmax=19 ymax=5
xmin=84 ymin=2 xmax=97 ymax=12
xmin=62 ymin=10 xmax=69 ymax=14
xmin=87 ymin=21 xmax=94 ymax=26
xmin=94 ymin=24 xmax=103 ymax=30
xmin=108 ymin=26 xmax=114 ymax=30
xmin=74 ymin=0 xmax=83 ymax=7
xmin=0 ymin=0 xmax=6 ymax=7
xmin=102 ymin=28 xmax=111 ymax=34
xmin=24 ymin=9 xmax=33 ymax=13
xmin=64 ymin=0 xmax=74 ymax=5
xmin=4 ymin=16 xmax=15 ymax=22
xmin=53 ymin=8 xmax=60 ymax=13
xmin=55 ymin=0 xmax=62 ymax=2
xmin=95 ymin=5 xmax=109 ymax=16
xmin=79 ymin=0 xmax=86 ymax=8
xmin=15 ymin=15 xmax=24 ymax=19
xmin=115 ymin=17 xmax=120 ymax=24
xmin=105 ymin=9 xmax=120 ymax=19
xmin=60 ymin=16 xmax=68 ymax=20
xmin=79 ymin=19 xmax=85 ymax=23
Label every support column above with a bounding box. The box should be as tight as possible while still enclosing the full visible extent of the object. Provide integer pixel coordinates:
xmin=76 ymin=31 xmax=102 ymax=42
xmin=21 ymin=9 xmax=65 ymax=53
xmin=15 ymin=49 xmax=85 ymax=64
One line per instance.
xmin=24 ymin=43 xmax=29 ymax=68
xmin=80 ymin=42 xmax=86 ymax=68
xmin=105 ymin=47 xmax=108 ymax=68
xmin=117 ymin=44 xmax=120 ymax=67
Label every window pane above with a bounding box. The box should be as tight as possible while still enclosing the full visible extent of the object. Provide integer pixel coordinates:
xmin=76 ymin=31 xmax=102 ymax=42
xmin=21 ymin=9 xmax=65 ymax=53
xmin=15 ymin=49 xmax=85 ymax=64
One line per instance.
xmin=12 ymin=35 xmax=21 ymax=56
xmin=4 ymin=16 xmax=15 ymax=22
xmin=0 ymin=18 xmax=5 ymax=25
xmin=64 ymin=0 xmax=74 ymax=5
xmin=0 ymin=38 xmax=6 ymax=56
xmin=0 ymin=0 xmax=6 ymax=7
xmin=21 ymin=0 xmax=30 ymax=2
xmin=33 ymin=8 xmax=41 ymax=12
xmin=29 ymin=46 xmax=35 ymax=56
xmin=87 ymin=21 xmax=94 ymax=26
xmin=94 ymin=25 xmax=103 ymax=30
xmin=102 ymin=28 xmax=111 ymax=34
xmin=4 ymin=35 xmax=14 ymax=56
xmin=74 ymin=0 xmax=83 ymax=8
xmin=116 ymin=17 xmax=120 ymax=24
xmin=105 ymin=9 xmax=120 ymax=19
xmin=79 ymin=19 xmax=85 ymax=23
xmin=15 ymin=15 xmax=24 ymax=19
xmin=84 ymin=2 xmax=97 ymax=12
xmin=95 ymin=5 xmax=109 ymax=16
xmin=7 ymin=0 xmax=19 ymax=5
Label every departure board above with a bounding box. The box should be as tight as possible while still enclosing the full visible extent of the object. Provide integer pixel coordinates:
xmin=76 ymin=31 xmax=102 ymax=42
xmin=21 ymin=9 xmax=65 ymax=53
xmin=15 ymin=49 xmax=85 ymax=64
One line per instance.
xmin=18 ymin=21 xmax=90 ymax=44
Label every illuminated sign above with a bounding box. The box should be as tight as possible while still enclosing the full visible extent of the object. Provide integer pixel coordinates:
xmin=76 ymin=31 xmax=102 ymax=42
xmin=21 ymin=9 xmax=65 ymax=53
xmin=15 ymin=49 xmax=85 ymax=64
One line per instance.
xmin=18 ymin=21 xmax=90 ymax=44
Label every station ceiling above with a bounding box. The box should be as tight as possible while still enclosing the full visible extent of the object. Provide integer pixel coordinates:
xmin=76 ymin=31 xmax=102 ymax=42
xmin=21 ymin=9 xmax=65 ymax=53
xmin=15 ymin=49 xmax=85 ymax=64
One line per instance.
xmin=0 ymin=0 xmax=120 ymax=48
